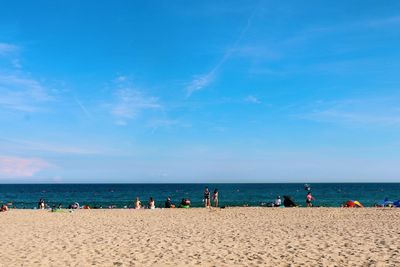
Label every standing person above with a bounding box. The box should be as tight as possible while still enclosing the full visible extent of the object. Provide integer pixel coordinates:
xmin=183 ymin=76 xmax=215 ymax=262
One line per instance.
xmin=149 ymin=197 xmax=155 ymax=209
xmin=204 ymin=187 xmax=210 ymax=208
xmin=134 ymin=197 xmax=141 ymax=209
xmin=212 ymin=189 xmax=219 ymax=207
xmin=38 ymin=199 xmax=45 ymax=209
xmin=274 ymin=196 xmax=281 ymax=207
xmin=306 ymin=192 xmax=315 ymax=207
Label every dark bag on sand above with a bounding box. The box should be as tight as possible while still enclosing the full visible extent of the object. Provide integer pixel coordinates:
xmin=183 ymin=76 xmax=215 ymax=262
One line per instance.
xmin=283 ymin=196 xmax=297 ymax=207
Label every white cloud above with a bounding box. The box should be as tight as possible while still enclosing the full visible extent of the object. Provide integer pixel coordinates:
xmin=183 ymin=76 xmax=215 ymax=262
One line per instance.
xmin=111 ymin=87 xmax=161 ymax=125
xmin=245 ymin=95 xmax=261 ymax=104
xmin=0 ymin=155 xmax=50 ymax=178
xmin=0 ymin=74 xmax=53 ymax=112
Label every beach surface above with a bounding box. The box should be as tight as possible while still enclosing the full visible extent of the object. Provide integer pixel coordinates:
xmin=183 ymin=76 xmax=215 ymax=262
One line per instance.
xmin=0 ymin=208 xmax=399 ymax=266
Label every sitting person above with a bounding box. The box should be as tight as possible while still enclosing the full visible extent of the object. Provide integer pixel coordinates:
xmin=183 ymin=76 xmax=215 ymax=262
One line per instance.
xmin=149 ymin=197 xmax=155 ymax=209
xmin=0 ymin=204 xmax=8 ymax=212
xmin=165 ymin=197 xmax=175 ymax=208
xmin=134 ymin=197 xmax=141 ymax=209
xmin=71 ymin=202 xmax=80 ymax=209
xmin=180 ymin=198 xmax=191 ymax=208
xmin=274 ymin=196 xmax=282 ymax=207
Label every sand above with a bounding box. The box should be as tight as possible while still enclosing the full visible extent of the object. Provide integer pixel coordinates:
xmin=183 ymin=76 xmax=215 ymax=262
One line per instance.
xmin=0 ymin=208 xmax=399 ymax=266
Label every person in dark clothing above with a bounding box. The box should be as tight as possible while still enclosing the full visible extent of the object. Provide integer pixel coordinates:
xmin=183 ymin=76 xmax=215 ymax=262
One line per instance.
xmin=204 ymin=186 xmax=210 ymax=208
xmin=165 ymin=197 xmax=173 ymax=208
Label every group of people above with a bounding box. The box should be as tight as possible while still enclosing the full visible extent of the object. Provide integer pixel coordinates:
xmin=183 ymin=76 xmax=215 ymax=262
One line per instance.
xmin=35 ymin=187 xmax=313 ymax=210
xmin=272 ymin=191 xmax=315 ymax=207
xmin=132 ymin=187 xmax=219 ymax=210
xmin=203 ymin=187 xmax=218 ymax=208
xmin=133 ymin=197 xmax=156 ymax=209
xmin=3 ymin=186 xmax=320 ymax=210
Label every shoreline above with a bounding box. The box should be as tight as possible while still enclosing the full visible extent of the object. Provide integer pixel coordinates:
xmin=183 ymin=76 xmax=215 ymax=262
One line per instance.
xmin=2 ymin=205 xmax=399 ymax=210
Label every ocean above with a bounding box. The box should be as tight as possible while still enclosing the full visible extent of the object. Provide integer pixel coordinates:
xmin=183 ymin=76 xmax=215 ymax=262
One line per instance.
xmin=1 ymin=183 xmax=399 ymax=209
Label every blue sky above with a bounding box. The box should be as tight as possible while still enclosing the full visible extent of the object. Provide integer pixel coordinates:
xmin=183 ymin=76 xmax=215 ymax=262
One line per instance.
xmin=1 ymin=1 xmax=400 ymax=183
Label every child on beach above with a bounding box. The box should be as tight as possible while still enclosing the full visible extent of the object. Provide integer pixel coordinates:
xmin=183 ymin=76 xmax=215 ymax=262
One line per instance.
xmin=204 ymin=187 xmax=210 ymax=208
xmin=134 ymin=197 xmax=141 ymax=209
xmin=212 ymin=189 xmax=219 ymax=207
xmin=306 ymin=192 xmax=315 ymax=207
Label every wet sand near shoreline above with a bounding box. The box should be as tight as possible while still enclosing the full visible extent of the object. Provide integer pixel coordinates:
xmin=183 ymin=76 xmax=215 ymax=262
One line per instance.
xmin=0 ymin=208 xmax=399 ymax=266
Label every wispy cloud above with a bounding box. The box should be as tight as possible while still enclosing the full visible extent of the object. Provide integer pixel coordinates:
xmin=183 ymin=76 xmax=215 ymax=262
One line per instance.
xmin=110 ymin=87 xmax=161 ymax=125
xmin=146 ymin=118 xmax=191 ymax=134
xmin=245 ymin=95 xmax=261 ymax=104
xmin=301 ymin=97 xmax=400 ymax=127
xmin=366 ymin=15 xmax=400 ymax=28
xmin=186 ymin=73 xmax=216 ymax=96
xmin=115 ymin=75 xmax=128 ymax=82
xmin=73 ymin=96 xmax=92 ymax=119
xmin=0 ymin=42 xmax=18 ymax=56
xmin=0 ymin=73 xmax=53 ymax=112
xmin=0 ymin=155 xmax=50 ymax=178
xmin=185 ymin=4 xmax=258 ymax=96
xmin=0 ymin=138 xmax=106 ymax=155
xmin=289 ymin=15 xmax=400 ymax=41
xmin=232 ymin=45 xmax=281 ymax=61
xmin=306 ymin=109 xmax=400 ymax=126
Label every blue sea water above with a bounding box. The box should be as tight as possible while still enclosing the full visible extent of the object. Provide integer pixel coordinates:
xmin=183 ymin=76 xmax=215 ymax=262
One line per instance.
xmin=0 ymin=183 xmax=399 ymax=209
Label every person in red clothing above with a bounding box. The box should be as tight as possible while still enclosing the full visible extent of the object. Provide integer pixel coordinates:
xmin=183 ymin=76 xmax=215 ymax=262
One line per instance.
xmin=306 ymin=192 xmax=315 ymax=207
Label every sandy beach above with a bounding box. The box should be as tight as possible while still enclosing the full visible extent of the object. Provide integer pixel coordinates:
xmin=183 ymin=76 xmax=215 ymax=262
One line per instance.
xmin=0 ymin=208 xmax=399 ymax=266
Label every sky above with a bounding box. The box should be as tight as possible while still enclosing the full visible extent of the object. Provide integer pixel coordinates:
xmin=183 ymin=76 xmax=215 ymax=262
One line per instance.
xmin=0 ymin=1 xmax=400 ymax=183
